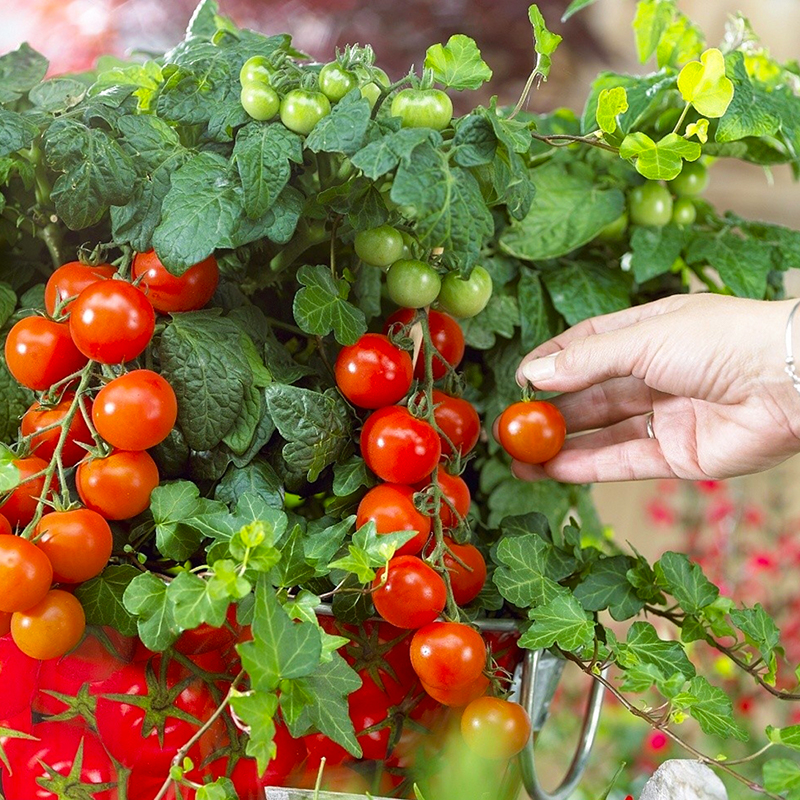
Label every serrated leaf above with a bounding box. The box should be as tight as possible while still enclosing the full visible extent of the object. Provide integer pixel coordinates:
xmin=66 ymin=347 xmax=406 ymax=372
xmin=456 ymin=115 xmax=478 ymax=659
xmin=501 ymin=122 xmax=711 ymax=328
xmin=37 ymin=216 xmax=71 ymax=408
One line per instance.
xmin=0 ymin=283 xmax=16 ymax=328
xmin=574 ymin=555 xmax=644 ymax=620
xmin=717 ymin=52 xmax=781 ymax=143
xmin=74 ymin=565 xmax=140 ymax=637
xmin=332 ymin=456 xmax=376 ymax=497
xmin=655 ymin=552 xmax=719 ymax=614
xmin=305 ymin=93 xmax=372 ymax=156
xmin=519 ymin=593 xmax=594 ymax=651
xmin=0 ymin=109 xmax=39 ymax=158
xmin=541 ymin=261 xmax=630 ymax=326
xmin=28 ymin=78 xmax=86 ymax=112
xmin=764 ymin=759 xmax=800 ymax=799
xmin=0 ymin=43 xmax=48 ymax=102
xmin=620 ymin=132 xmax=701 ymax=180
xmin=613 ymin=621 xmax=695 ymax=679
xmin=595 ymin=87 xmax=628 ymax=134
xmin=293 ymin=264 xmax=367 ymax=346
xmin=528 ymin=5 xmax=563 ymax=81
xmin=677 ymin=48 xmax=734 ymax=119
xmin=424 ymin=35 xmax=492 ymax=91
xmin=350 ymin=128 xmax=438 ymax=181
xmin=630 ymin=224 xmax=687 ymax=283
xmin=674 ymin=675 xmax=748 ymax=741
xmin=123 ymin=572 xmax=179 ymax=651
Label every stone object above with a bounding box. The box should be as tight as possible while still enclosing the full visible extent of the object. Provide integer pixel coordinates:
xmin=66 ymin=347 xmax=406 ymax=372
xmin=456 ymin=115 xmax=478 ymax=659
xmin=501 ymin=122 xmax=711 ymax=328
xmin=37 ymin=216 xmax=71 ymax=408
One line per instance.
xmin=639 ymin=760 xmax=728 ymax=800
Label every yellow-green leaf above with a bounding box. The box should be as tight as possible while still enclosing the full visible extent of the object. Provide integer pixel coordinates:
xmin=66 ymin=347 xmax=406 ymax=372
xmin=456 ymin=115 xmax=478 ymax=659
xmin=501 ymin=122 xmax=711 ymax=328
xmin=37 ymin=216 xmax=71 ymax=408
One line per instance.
xmin=677 ymin=48 xmax=734 ymax=118
xmin=528 ymin=4 xmax=563 ymax=81
xmin=595 ymin=86 xmax=628 ymax=134
xmin=620 ymin=132 xmax=701 ymax=180
xmin=685 ymin=119 xmax=709 ymax=143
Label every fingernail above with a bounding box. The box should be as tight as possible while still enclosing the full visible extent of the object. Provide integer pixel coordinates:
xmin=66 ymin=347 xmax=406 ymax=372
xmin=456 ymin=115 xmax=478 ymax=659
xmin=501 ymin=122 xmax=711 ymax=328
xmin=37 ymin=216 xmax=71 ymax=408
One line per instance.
xmin=522 ymin=353 xmax=557 ymax=384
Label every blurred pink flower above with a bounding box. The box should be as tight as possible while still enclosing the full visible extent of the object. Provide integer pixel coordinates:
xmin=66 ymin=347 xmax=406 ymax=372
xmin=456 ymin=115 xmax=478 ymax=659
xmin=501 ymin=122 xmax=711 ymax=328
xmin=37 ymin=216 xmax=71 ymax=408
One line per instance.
xmin=646 ymin=499 xmax=675 ymax=526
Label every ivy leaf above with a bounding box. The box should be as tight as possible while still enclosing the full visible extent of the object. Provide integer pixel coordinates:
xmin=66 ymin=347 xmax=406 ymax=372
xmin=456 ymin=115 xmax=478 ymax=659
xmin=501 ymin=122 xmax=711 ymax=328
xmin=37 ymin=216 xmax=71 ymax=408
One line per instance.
xmin=620 ymin=132 xmax=701 ymax=181
xmin=677 ymin=48 xmax=734 ymax=119
xmin=672 ymin=675 xmax=749 ymax=741
xmin=74 ymin=565 xmax=140 ymax=637
xmin=493 ymin=534 xmax=576 ymax=608
xmin=632 ymin=0 xmax=677 ymax=64
xmin=424 ymin=35 xmax=493 ymax=91
xmin=595 ymin=87 xmax=628 ymax=134
xmin=573 ymin=556 xmax=644 ymax=621
xmin=767 ymin=724 xmax=800 ymax=752
xmin=271 ymin=524 xmax=315 ymax=588
xmin=528 ymin=5 xmax=563 ymax=81
xmin=717 ymin=52 xmax=781 ymax=143
xmin=541 ymin=261 xmax=630 ymax=326
xmin=630 ymin=225 xmax=687 ymax=283
xmin=763 ymin=759 xmax=800 ymax=799
xmin=293 ymin=264 xmax=367 ymax=346
xmin=655 ymin=552 xmax=718 ymax=615
xmin=304 ymin=517 xmax=353 ymax=577
xmin=123 ymin=572 xmax=179 ymax=651
xmin=237 ymin=577 xmax=322 ymax=692
xmin=519 ymin=593 xmax=594 ymax=652
xmin=613 ymin=621 xmax=695 ymax=680
xmin=332 ymin=457 xmax=376 ymax=497
xmin=729 ymin=604 xmax=781 ymax=662
xmin=499 ymin=163 xmax=625 ymax=260
xmin=228 ymin=691 xmax=278 ymax=775
xmin=167 ymin=570 xmax=231 ymax=631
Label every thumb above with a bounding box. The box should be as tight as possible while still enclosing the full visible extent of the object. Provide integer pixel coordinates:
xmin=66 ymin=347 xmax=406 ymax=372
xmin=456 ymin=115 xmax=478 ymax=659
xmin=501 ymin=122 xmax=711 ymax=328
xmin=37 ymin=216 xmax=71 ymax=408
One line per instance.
xmin=518 ymin=327 xmax=651 ymax=392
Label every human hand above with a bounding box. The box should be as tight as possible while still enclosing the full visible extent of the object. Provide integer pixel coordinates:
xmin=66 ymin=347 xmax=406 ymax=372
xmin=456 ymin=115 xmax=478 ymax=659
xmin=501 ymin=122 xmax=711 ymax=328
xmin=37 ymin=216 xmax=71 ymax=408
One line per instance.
xmin=507 ymin=294 xmax=800 ymax=483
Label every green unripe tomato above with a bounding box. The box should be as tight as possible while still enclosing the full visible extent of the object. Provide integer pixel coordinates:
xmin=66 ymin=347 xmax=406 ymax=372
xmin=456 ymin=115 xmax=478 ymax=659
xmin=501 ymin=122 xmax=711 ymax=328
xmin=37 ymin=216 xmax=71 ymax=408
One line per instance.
xmin=436 ymin=266 xmax=493 ymax=318
xmin=357 ymin=67 xmax=390 ymax=107
xmin=354 ymin=225 xmax=405 ymax=268
xmin=668 ymin=161 xmax=709 ymax=197
xmin=400 ymin=230 xmax=418 ymax=260
xmin=390 ymin=88 xmax=453 ymax=131
xmin=671 ymin=197 xmax=697 ymax=226
xmin=279 ymin=89 xmax=331 ymax=135
xmin=597 ymin=212 xmax=628 ymax=242
xmin=386 ymin=259 xmax=442 ymax=308
xmin=240 ymin=56 xmax=274 ymax=86
xmin=319 ymin=62 xmax=358 ymax=102
xmin=628 ymin=181 xmax=673 ymax=227
xmin=240 ymin=83 xmax=280 ymax=121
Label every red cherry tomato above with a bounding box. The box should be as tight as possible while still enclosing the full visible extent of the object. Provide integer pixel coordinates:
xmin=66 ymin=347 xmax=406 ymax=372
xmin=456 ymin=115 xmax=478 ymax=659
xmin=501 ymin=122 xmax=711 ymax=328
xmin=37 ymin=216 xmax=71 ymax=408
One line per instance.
xmin=335 ymin=333 xmax=413 ymax=409
xmin=0 ymin=611 xmax=10 ymax=636
xmin=356 ymin=483 xmax=431 ymax=556
xmin=427 ymin=466 xmax=470 ymax=529
xmin=497 ymin=400 xmax=566 ymax=464
xmin=174 ymin=605 xmax=240 ymax=655
xmin=441 ymin=538 xmax=487 ymax=606
xmin=372 ymin=555 xmax=446 ymax=629
xmin=76 ymin=450 xmax=159 ymax=520
xmin=132 ymin=250 xmax=219 ymax=313
xmin=361 ymin=406 xmax=441 ymax=485
xmin=92 ymin=369 xmax=177 ymax=451
xmin=431 ymin=389 xmax=481 ymax=458
xmin=0 ymin=721 xmax=117 ymax=800
xmin=385 ymin=308 xmax=465 ymax=380
xmin=21 ymin=395 xmax=94 ymax=467
xmin=0 ymin=635 xmax=40 ymax=718
xmin=460 ymin=696 xmax=532 ymax=759
xmin=0 ymin=514 xmax=10 ymax=536
xmin=421 ymin=673 xmax=489 ymax=707
xmin=44 ymin=261 xmax=116 ymax=316
xmin=69 ymin=281 xmax=155 ymax=364
xmin=410 ymin=622 xmax=486 ymax=690
xmin=0 ymin=534 xmax=53 ymax=613
xmin=4 ymin=317 xmax=88 ymax=391
xmin=11 ymin=589 xmax=86 ymax=660
xmin=35 ymin=508 xmax=113 ymax=584
xmin=0 ymin=456 xmax=54 ymax=529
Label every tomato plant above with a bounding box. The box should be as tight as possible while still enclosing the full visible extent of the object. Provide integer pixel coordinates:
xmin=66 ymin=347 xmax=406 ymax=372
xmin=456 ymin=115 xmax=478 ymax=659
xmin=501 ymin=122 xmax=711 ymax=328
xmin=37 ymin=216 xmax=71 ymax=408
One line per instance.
xmin=75 ymin=450 xmax=159 ymax=520
xmin=279 ymin=89 xmax=331 ymax=135
xmin=319 ymin=62 xmax=358 ymax=102
xmin=21 ymin=395 xmax=94 ymax=467
xmin=497 ymin=400 xmax=566 ymax=465
xmin=668 ymin=160 xmax=708 ymax=196
xmin=460 ymin=697 xmax=531 ymax=760
xmin=410 ymin=622 xmax=486 ymax=690
xmin=390 ymin=88 xmax=453 ymax=130
xmin=356 ymin=483 xmax=430 ymax=556
xmin=385 ymin=308 xmax=465 ymax=380
xmin=35 ymin=509 xmax=113 ymax=584
xmin=131 ymin=251 xmax=219 ymax=313
xmin=424 ymin=466 xmax=471 ymax=529
xmin=439 ymin=537 xmax=487 ymax=606
xmin=436 ymin=266 xmax=493 ymax=319
xmin=372 ymin=555 xmax=446 ymax=629
xmin=241 ymin=83 xmax=281 ymax=121
xmin=671 ymin=196 xmax=697 ymax=226
xmin=354 ymin=224 xmax=405 ymax=268
xmin=628 ymin=181 xmax=673 ymax=227
xmin=386 ymin=259 xmax=442 ymax=308
xmin=44 ymin=261 xmax=116 ymax=316
xmin=0 ymin=534 xmax=53 ymax=613
xmin=239 ymin=55 xmax=274 ymax=86
xmin=430 ymin=390 xmax=481 ymax=458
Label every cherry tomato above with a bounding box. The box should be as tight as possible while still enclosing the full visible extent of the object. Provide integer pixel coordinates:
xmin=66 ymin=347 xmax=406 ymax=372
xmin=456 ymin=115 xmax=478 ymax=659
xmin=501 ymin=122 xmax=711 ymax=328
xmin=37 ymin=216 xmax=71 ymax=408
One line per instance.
xmin=132 ymin=250 xmax=219 ymax=313
xmin=21 ymin=395 xmax=94 ymax=467
xmin=319 ymin=62 xmax=358 ymax=102
xmin=354 ymin=225 xmax=405 ymax=268
xmin=69 ymin=280 xmax=155 ymax=364
xmin=628 ymin=181 xmax=673 ymax=227
xmin=421 ymin=673 xmax=489 ymax=707
xmin=0 ymin=514 xmax=10 ymax=536
xmin=335 ymin=333 xmax=413 ymax=409
xmin=597 ymin=212 xmax=628 ymax=242
xmin=4 ymin=317 xmax=88 ymax=391
xmin=0 ymin=535 xmax=53 ymax=613
xmin=93 ymin=369 xmax=178 ymax=451
xmin=356 ymin=483 xmax=431 ymax=556
xmin=427 ymin=466 xmax=470 ymax=529
xmin=0 ymin=635 xmax=40 ymax=717
xmin=361 ymin=406 xmax=441 ymax=485
xmin=35 ymin=509 xmax=113 ymax=584
xmin=497 ymin=400 xmax=566 ymax=464
xmin=460 ymin=697 xmax=532 ymax=759
xmin=0 ymin=721 xmax=117 ymax=800
xmin=436 ymin=266 xmax=493 ymax=319
xmin=443 ymin=538 xmax=486 ymax=605
xmin=391 ymin=88 xmax=453 ymax=131
xmin=431 ymin=390 xmax=480 ymax=458
xmin=671 ymin=196 xmax=697 ymax=226
xmin=386 ymin=259 xmax=442 ymax=308
xmin=11 ymin=590 xmax=85 ymax=660
xmin=372 ymin=555 xmax=446 ymax=629
xmin=385 ymin=308 xmax=465 ymax=380
xmin=0 ymin=456 xmax=53 ymax=529
xmin=280 ymin=89 xmax=331 ymax=135
xmin=356 ymin=66 xmax=390 ymax=107
xmin=239 ymin=55 xmax=275 ymax=86
xmin=44 ymin=261 xmax=116 ymax=316
xmin=668 ymin=160 xmax=708 ymax=197
xmin=241 ymin=83 xmax=281 ymax=121
xmin=174 ymin=605 xmax=240 ymax=655
xmin=0 ymin=611 xmax=10 ymax=636
xmin=76 ymin=450 xmax=159 ymax=520
xmin=410 ymin=622 xmax=486 ymax=690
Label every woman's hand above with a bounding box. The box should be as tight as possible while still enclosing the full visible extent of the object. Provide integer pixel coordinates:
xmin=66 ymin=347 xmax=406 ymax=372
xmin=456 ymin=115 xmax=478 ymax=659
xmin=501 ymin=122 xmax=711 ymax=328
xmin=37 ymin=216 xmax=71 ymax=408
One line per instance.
xmin=507 ymin=294 xmax=800 ymax=483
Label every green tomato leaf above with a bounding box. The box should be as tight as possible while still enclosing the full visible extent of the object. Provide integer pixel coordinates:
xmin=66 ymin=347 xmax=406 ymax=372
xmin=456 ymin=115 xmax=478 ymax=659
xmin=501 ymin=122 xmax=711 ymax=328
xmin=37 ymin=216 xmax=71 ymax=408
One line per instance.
xmin=717 ymin=52 xmax=781 ymax=143
xmin=0 ymin=109 xmax=39 ymax=158
xmin=123 ymin=572 xmax=179 ymax=651
xmin=677 ymin=47 xmax=734 ymax=119
xmin=541 ymin=260 xmax=630 ymax=326
xmin=0 ymin=283 xmax=16 ymax=329
xmin=424 ymin=35 xmax=493 ymax=91
xmin=656 ymin=13 xmax=704 ymax=69
xmin=28 ymin=78 xmax=86 ymax=113
xmin=215 ymin=460 xmax=284 ymax=513
xmin=74 ymin=565 xmax=140 ymax=637
xmin=292 ymin=264 xmax=367 ymax=346
xmin=350 ymin=128 xmax=438 ymax=181
xmin=519 ymin=593 xmax=594 ymax=652
xmin=620 ymin=132 xmax=701 ymax=181
xmin=305 ymin=93 xmax=372 ymax=156
xmin=487 ymin=476 xmax=573 ymax=535
xmin=528 ymin=5 xmax=563 ymax=81
xmin=332 ymin=456 xmax=376 ymax=497
xmin=595 ymin=87 xmax=628 ymax=134
xmin=0 ymin=43 xmax=48 ymax=103
xmin=630 ymin=224 xmax=688 ymax=283
xmin=561 ymin=0 xmax=600 ymax=22
xmin=632 ymin=0 xmax=677 ymax=64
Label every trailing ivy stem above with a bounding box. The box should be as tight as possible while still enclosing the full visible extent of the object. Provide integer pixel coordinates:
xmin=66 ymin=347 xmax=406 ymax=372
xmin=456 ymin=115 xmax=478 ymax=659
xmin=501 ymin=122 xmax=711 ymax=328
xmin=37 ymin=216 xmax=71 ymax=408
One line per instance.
xmin=530 ymin=131 xmax=619 ymax=154
xmin=672 ymin=102 xmax=692 ymax=136
xmin=151 ymin=672 xmax=245 ymax=800
xmin=22 ymin=362 xmax=96 ymax=537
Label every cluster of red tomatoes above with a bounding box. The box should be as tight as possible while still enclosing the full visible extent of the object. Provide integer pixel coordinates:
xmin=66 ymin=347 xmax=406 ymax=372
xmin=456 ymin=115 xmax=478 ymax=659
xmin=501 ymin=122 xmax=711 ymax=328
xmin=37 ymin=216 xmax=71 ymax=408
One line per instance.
xmin=0 ymin=251 xmax=219 ymax=662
